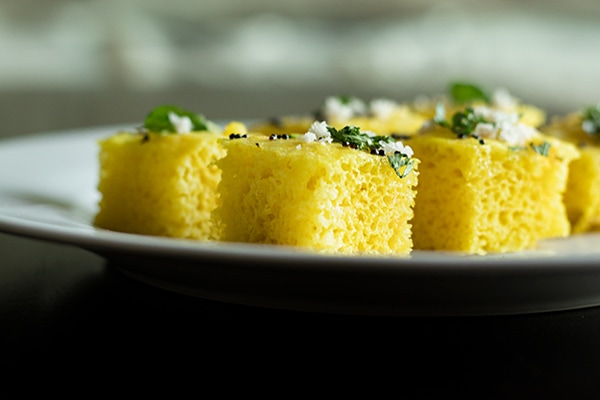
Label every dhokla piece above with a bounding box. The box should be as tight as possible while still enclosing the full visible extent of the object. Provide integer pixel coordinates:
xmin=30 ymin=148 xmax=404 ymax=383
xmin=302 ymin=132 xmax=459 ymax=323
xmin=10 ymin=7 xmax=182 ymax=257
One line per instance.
xmin=251 ymin=95 xmax=428 ymax=137
xmin=94 ymin=105 xmax=226 ymax=240
xmin=542 ymin=105 xmax=600 ymax=233
xmin=212 ymin=122 xmax=418 ymax=255
xmin=407 ymin=105 xmax=579 ymax=254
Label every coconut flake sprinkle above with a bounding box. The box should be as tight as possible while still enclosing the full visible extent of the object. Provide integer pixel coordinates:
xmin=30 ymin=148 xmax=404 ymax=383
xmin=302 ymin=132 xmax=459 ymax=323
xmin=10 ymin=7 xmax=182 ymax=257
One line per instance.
xmin=303 ymin=120 xmax=333 ymax=143
xmin=370 ymin=98 xmax=397 ymax=119
xmin=472 ymin=106 xmax=536 ymax=146
xmin=491 ymin=87 xmax=519 ymax=110
xmin=168 ymin=112 xmax=193 ymax=134
xmin=380 ymin=141 xmax=414 ymax=158
xmin=433 ymin=104 xmax=541 ymax=147
xmin=323 ymin=96 xmax=367 ymax=121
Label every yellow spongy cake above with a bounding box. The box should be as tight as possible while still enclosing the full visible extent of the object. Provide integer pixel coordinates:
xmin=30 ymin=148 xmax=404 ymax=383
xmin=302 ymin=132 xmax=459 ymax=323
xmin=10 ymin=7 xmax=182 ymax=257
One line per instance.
xmin=251 ymin=96 xmax=428 ymax=136
xmin=406 ymin=107 xmax=579 ymax=254
xmin=542 ymin=108 xmax=600 ymax=233
xmin=94 ymin=130 xmax=226 ymax=240
xmin=212 ymin=123 xmax=419 ymax=255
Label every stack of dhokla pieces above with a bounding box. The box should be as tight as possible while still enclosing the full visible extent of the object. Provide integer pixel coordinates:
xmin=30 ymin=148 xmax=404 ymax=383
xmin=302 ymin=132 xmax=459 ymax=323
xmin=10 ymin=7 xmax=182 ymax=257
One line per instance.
xmin=94 ymin=83 xmax=587 ymax=256
xmin=95 ymin=108 xmax=419 ymax=255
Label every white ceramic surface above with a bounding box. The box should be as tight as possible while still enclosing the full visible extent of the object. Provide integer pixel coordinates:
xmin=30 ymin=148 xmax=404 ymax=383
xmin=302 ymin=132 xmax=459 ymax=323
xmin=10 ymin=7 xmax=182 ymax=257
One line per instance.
xmin=1 ymin=125 xmax=600 ymax=316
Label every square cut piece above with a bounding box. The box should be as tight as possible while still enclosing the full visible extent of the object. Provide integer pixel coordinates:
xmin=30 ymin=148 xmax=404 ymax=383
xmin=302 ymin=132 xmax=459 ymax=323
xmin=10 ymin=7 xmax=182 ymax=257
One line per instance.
xmin=212 ymin=135 xmax=418 ymax=255
xmin=543 ymin=111 xmax=600 ymax=233
xmin=94 ymin=131 xmax=225 ymax=240
xmin=563 ymin=147 xmax=600 ymax=233
xmin=406 ymin=128 xmax=579 ymax=254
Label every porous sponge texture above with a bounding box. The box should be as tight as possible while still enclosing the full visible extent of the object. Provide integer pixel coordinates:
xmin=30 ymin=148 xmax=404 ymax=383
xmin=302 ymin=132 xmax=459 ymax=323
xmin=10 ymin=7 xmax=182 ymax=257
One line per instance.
xmin=94 ymin=131 xmax=225 ymax=240
xmin=543 ymin=112 xmax=600 ymax=233
xmin=407 ymin=128 xmax=578 ymax=254
xmin=213 ymin=136 xmax=418 ymax=255
xmin=563 ymin=148 xmax=600 ymax=233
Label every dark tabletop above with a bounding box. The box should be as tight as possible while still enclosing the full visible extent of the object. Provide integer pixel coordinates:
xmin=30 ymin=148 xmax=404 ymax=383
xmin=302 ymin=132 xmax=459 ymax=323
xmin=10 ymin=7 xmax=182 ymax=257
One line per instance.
xmin=2 ymin=231 xmax=600 ymax=397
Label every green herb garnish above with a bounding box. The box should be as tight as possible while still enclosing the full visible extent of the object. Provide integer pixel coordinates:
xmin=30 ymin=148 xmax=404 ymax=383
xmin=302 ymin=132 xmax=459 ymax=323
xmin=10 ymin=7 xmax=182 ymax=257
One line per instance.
xmin=530 ymin=141 xmax=551 ymax=156
xmin=449 ymin=108 xmax=488 ymax=137
xmin=144 ymin=105 xmax=208 ymax=133
xmin=326 ymin=125 xmax=414 ymax=178
xmin=435 ymin=105 xmax=488 ymax=137
xmin=509 ymin=141 xmax=552 ymax=157
xmin=581 ymin=104 xmax=600 ymax=135
xmin=337 ymin=95 xmax=355 ymax=105
xmin=449 ymin=82 xmax=490 ymax=104
xmin=327 ymin=125 xmax=393 ymax=151
xmin=387 ymin=153 xmax=415 ymax=179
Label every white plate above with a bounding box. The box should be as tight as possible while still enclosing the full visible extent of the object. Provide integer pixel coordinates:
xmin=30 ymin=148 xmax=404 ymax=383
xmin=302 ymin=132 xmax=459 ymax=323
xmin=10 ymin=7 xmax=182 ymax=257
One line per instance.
xmin=2 ymin=125 xmax=600 ymax=316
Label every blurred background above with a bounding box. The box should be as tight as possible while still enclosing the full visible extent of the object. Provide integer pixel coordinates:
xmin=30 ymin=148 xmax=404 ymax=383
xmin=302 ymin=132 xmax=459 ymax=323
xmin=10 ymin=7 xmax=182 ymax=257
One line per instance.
xmin=1 ymin=0 xmax=599 ymax=138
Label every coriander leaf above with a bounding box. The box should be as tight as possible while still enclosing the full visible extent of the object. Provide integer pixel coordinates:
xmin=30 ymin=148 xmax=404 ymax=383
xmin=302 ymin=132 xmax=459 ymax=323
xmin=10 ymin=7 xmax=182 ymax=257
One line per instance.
xmin=328 ymin=125 xmax=372 ymax=150
xmin=337 ymin=95 xmax=353 ymax=105
xmin=508 ymin=145 xmax=527 ymax=152
xmin=581 ymin=105 xmax=600 ymax=135
xmin=449 ymin=82 xmax=490 ymax=104
xmin=387 ymin=153 xmax=415 ymax=178
xmin=531 ymin=141 xmax=551 ymax=157
xmin=144 ymin=105 xmax=208 ymax=133
xmin=508 ymin=143 xmax=551 ymax=157
xmin=327 ymin=125 xmax=394 ymax=152
xmin=444 ymin=107 xmax=488 ymax=137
